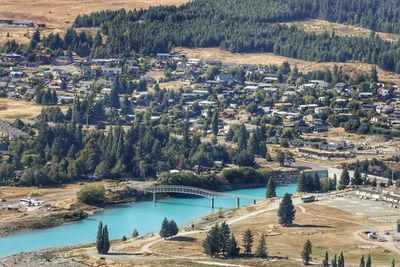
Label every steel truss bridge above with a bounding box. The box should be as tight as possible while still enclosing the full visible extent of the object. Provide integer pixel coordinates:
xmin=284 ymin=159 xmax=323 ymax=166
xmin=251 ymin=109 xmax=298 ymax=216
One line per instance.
xmin=144 ymin=185 xmax=263 ymax=208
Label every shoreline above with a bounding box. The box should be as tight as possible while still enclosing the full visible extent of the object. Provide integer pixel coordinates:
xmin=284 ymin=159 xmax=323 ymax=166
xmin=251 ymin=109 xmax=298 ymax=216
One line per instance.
xmin=0 ymin=182 xmax=293 ymax=239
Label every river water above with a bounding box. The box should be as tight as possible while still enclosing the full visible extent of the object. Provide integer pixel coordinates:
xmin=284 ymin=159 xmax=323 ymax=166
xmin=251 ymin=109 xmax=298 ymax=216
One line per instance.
xmin=0 ymin=184 xmax=297 ymax=258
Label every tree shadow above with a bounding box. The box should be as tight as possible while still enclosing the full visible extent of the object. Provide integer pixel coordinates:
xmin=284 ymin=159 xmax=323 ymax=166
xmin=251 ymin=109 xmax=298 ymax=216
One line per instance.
xmin=169 ymin=236 xmax=197 ymax=242
xmin=287 ymin=223 xmax=334 ymax=228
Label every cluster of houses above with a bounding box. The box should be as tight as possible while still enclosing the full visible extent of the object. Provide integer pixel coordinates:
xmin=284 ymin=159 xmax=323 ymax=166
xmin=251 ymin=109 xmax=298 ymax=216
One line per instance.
xmin=0 ymin=19 xmax=45 ymax=28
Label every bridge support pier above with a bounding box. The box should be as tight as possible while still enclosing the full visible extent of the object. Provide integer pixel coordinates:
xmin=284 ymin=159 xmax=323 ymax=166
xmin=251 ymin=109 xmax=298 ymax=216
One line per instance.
xmin=253 ymin=199 xmax=256 ymax=205
xmin=211 ymin=198 xmax=214 ymax=209
xmin=236 ymin=197 xmax=240 ymax=208
xmin=153 ymin=193 xmax=156 ymax=203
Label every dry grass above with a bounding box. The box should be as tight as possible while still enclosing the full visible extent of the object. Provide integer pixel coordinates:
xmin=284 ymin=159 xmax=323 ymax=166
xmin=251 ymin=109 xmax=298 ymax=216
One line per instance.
xmin=286 ymin=19 xmax=400 ymax=42
xmin=177 ymin=47 xmax=400 ymax=84
xmin=0 ymin=98 xmax=44 ymax=120
xmin=0 ymin=0 xmax=188 ymax=45
xmin=152 ymin=203 xmax=400 ymax=266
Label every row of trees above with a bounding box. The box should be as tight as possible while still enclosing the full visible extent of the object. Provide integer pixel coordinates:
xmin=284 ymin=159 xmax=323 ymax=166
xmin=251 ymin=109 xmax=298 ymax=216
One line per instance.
xmin=202 ymin=222 xmax=267 ymax=258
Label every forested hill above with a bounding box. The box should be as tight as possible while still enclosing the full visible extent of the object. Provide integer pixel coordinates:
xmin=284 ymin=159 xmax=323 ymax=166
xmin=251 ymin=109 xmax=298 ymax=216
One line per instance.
xmin=72 ymin=0 xmax=400 ymax=73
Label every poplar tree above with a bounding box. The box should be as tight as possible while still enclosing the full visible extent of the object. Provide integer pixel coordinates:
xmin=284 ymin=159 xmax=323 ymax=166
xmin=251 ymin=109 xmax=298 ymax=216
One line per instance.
xmin=331 ymin=254 xmax=337 ymax=267
xmin=360 ymin=255 xmax=365 ymax=267
xmin=96 ymin=221 xmax=104 ymax=253
xmin=366 ymin=254 xmax=371 ymax=267
xmin=266 ymin=177 xmax=276 ymax=198
xmin=338 ymin=251 xmax=345 ymax=267
xmin=322 ymin=251 xmax=329 ymax=267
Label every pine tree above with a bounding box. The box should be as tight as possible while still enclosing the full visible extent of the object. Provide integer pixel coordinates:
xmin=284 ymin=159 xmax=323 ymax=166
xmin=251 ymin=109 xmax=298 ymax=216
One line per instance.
xmin=242 ymin=229 xmax=254 ymax=255
xmin=132 ymin=229 xmax=139 ymax=238
xmin=227 ymin=234 xmax=240 ymax=258
xmin=391 ymin=259 xmax=396 ymax=267
xmin=301 ymin=239 xmax=312 ymax=265
xmin=278 ymin=193 xmax=296 ymax=226
xmin=360 ymin=255 xmax=365 ymax=267
xmin=266 ymin=177 xmax=276 ymax=198
xmin=331 ymin=254 xmax=337 ymax=267
xmin=371 ymin=66 xmax=378 ymax=83
xmin=313 ymin=173 xmax=321 ymax=191
xmin=255 ymin=233 xmax=267 ymax=258
xmin=160 ymin=217 xmax=169 ymax=239
xmin=338 ymin=251 xmax=345 ymax=267
xmin=365 ymin=254 xmax=371 ymax=267
xmin=168 ymin=220 xmax=179 ymax=237
xmin=352 ymin=167 xmax=363 ymax=185
xmin=322 ymin=251 xmax=329 ymax=267
xmin=297 ymin=172 xmax=307 ymax=192
xmin=96 ymin=221 xmax=104 ymax=254
xmin=203 ymin=224 xmax=221 ymax=257
xmin=219 ymin=221 xmax=230 ymax=254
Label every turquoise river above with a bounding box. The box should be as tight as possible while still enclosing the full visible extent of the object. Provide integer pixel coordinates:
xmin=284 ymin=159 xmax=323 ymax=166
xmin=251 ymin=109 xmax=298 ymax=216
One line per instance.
xmin=0 ymin=184 xmax=297 ymax=258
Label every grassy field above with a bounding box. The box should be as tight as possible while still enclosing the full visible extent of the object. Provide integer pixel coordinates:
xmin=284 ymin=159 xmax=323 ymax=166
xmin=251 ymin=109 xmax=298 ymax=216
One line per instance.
xmin=0 ymin=0 xmax=188 ymax=44
xmin=0 ymin=98 xmax=44 ymax=120
xmin=286 ymin=19 xmax=400 ymax=42
xmin=178 ymin=47 xmax=400 ymax=84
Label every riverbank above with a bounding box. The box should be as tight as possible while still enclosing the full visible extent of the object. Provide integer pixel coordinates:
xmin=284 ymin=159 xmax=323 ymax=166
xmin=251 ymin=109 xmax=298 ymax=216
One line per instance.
xmin=0 ymin=179 xmax=291 ymax=238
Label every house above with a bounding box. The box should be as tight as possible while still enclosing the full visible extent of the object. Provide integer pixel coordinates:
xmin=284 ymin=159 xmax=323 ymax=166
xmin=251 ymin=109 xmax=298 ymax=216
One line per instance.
xmin=310 ymin=80 xmax=330 ymax=89
xmin=215 ymin=73 xmax=234 ymax=85
xmin=0 ymin=120 xmax=29 ymax=140
xmin=9 ymin=71 xmax=24 ymax=78
xmin=301 ymin=196 xmax=316 ymax=203
xmin=359 ymin=92 xmax=373 ymax=98
xmin=14 ymin=21 xmax=34 ymax=27
xmin=222 ymin=109 xmax=237 ymax=119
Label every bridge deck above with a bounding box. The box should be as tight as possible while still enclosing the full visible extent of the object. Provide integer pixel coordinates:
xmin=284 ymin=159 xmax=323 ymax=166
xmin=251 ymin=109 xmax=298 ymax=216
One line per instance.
xmin=144 ymin=185 xmax=263 ymax=200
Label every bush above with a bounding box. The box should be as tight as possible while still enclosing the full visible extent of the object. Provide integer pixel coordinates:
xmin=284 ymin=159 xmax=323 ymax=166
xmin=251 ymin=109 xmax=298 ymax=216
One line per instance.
xmin=77 ymin=185 xmax=106 ymax=205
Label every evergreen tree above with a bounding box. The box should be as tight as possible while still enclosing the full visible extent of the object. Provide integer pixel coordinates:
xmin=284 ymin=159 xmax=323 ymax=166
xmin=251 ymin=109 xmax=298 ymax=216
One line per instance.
xmin=266 ymin=177 xmax=276 ymax=198
xmin=338 ymin=251 xmax=345 ymax=267
xmin=371 ymin=66 xmax=378 ymax=83
xmin=352 ymin=167 xmax=363 ymax=185
xmin=392 ymin=259 xmax=395 ymax=267
xmin=331 ymin=254 xmax=337 ymax=267
xmin=301 ymin=239 xmax=312 ymax=265
xmin=160 ymin=217 xmax=169 ymax=239
xmin=102 ymin=225 xmax=110 ymax=254
xmin=313 ymin=173 xmax=321 ymax=191
xmin=211 ymin=110 xmax=219 ymax=136
xmin=339 ymin=167 xmax=350 ymax=188
xmin=219 ymin=221 xmax=230 ymax=254
xmin=322 ymin=251 xmax=329 ymax=267
xmin=365 ymin=254 xmax=371 ymax=267
xmin=278 ymin=193 xmax=296 ymax=226
xmin=242 ymin=229 xmax=254 ymax=255
xmin=255 ymin=233 xmax=267 ymax=258
xmin=226 ymin=234 xmax=240 ymax=258
xmin=203 ymin=224 xmax=221 ymax=257
xmin=297 ymin=172 xmax=307 ymax=192
xmin=132 ymin=229 xmax=139 ymax=238
xmin=96 ymin=221 xmax=104 ymax=254
xmin=168 ymin=220 xmax=179 ymax=237
xmin=360 ymin=255 xmax=365 ymax=267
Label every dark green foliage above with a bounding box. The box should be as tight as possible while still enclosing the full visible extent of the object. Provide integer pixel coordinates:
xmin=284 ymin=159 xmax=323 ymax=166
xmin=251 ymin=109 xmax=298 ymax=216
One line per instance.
xmin=338 ymin=251 xmax=345 ymax=267
xmin=301 ymin=239 xmax=312 ymax=265
xmin=266 ymin=177 xmax=276 ymax=198
xmin=203 ymin=224 xmax=221 ymax=257
xmin=242 ymin=229 xmax=254 ymax=255
xmin=96 ymin=221 xmax=110 ymax=254
xmin=77 ymin=185 xmax=106 ymax=205
xmin=352 ymin=167 xmax=363 ymax=185
xmin=132 ymin=229 xmax=139 ymax=238
xmin=339 ymin=167 xmax=350 ymax=188
xmin=322 ymin=251 xmax=329 ymax=267
xmin=366 ymin=254 xmax=371 ymax=267
xmin=159 ymin=217 xmax=179 ymax=239
xmin=219 ymin=222 xmax=230 ymax=254
xmin=360 ymin=255 xmax=365 ymax=267
xmin=278 ymin=193 xmax=296 ymax=226
xmin=226 ymin=234 xmax=240 ymax=258
xmin=331 ymin=254 xmax=337 ymax=267
xmin=255 ymin=233 xmax=267 ymax=258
